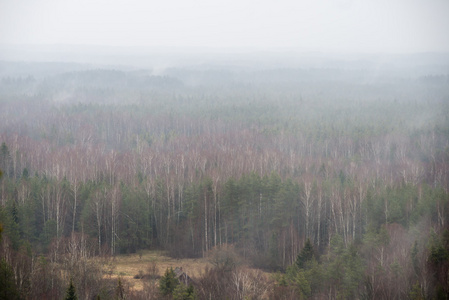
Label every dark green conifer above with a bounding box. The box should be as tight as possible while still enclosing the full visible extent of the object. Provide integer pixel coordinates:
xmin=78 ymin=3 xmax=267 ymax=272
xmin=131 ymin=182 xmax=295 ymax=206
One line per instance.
xmin=159 ymin=267 xmax=179 ymax=296
xmin=296 ymin=238 xmax=315 ymax=269
xmin=0 ymin=259 xmax=20 ymax=300
xmin=64 ymin=279 xmax=78 ymax=300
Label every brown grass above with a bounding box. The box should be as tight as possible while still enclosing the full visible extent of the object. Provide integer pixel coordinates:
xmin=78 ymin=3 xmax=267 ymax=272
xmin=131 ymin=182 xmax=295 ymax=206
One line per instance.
xmin=103 ymin=251 xmax=213 ymax=291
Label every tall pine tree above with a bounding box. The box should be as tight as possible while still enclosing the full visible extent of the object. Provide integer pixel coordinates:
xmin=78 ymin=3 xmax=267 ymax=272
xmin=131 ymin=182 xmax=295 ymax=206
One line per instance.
xmin=159 ymin=268 xmax=179 ymax=296
xmin=296 ymin=238 xmax=315 ymax=269
xmin=64 ymin=279 xmax=78 ymax=300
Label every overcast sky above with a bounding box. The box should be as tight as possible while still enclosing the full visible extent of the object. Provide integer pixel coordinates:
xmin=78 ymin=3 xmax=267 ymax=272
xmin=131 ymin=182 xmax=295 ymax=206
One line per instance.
xmin=1 ymin=0 xmax=449 ymax=53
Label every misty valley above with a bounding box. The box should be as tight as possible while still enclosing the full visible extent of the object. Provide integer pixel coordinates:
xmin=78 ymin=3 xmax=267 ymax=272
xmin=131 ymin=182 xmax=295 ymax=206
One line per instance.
xmin=0 ymin=56 xmax=448 ymax=299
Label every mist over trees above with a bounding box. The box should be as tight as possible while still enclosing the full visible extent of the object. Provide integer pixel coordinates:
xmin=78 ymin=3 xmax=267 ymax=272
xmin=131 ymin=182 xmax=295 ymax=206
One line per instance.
xmin=0 ymin=55 xmax=448 ymax=299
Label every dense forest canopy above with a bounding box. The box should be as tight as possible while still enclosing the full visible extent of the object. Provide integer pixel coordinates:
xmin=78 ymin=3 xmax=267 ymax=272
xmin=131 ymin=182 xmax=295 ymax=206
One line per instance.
xmin=0 ymin=55 xmax=448 ymax=299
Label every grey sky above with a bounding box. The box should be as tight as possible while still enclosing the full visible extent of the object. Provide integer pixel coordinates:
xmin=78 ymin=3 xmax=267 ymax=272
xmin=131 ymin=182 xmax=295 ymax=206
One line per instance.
xmin=1 ymin=0 xmax=449 ymax=53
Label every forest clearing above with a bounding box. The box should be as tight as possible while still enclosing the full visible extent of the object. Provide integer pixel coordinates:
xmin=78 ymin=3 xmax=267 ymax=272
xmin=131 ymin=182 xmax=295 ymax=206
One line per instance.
xmin=105 ymin=250 xmax=212 ymax=291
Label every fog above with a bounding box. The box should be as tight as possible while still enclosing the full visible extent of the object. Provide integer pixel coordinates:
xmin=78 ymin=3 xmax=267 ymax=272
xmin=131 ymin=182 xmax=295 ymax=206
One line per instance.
xmin=1 ymin=1 xmax=449 ymax=300
xmin=2 ymin=0 xmax=449 ymax=72
xmin=1 ymin=0 xmax=449 ymax=54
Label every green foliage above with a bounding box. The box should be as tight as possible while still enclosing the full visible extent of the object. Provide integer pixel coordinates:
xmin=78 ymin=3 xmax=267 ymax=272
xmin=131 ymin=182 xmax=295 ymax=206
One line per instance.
xmin=119 ymin=185 xmax=152 ymax=253
xmin=0 ymin=143 xmax=10 ymax=177
xmin=40 ymin=219 xmax=57 ymax=250
xmin=427 ymin=230 xmax=449 ymax=297
xmin=416 ymin=185 xmax=449 ymax=225
xmin=294 ymin=269 xmax=311 ymax=298
xmin=284 ymin=241 xmax=324 ymax=297
xmin=11 ymin=201 xmax=19 ymax=225
xmin=296 ymin=238 xmax=315 ymax=269
xmin=173 ymin=284 xmax=197 ymax=300
xmin=411 ymin=241 xmax=420 ymax=276
xmin=409 ymin=282 xmax=424 ymax=300
xmin=0 ymin=259 xmax=20 ymax=300
xmin=363 ymin=225 xmax=389 ymax=247
xmin=272 ymin=271 xmax=288 ymax=287
xmin=325 ymin=237 xmax=364 ymax=299
xmin=22 ymin=168 xmax=29 ymax=179
xmin=307 ymin=259 xmax=325 ymax=293
xmin=365 ymin=185 xmax=420 ymax=229
xmin=428 ymin=230 xmax=449 ymax=265
xmin=0 ymin=203 xmax=20 ymax=250
xmin=329 ymin=234 xmax=345 ymax=256
xmin=268 ymin=232 xmax=280 ymax=269
xmin=272 ymin=178 xmax=300 ymax=228
xmin=286 ymin=258 xmax=324 ymax=298
xmin=64 ymin=279 xmax=78 ymax=300
xmin=159 ymin=268 xmax=179 ymax=296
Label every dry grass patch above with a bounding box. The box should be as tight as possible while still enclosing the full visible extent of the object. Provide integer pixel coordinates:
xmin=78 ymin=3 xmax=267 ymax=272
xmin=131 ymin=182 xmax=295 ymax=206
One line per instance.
xmin=104 ymin=251 xmax=213 ymax=291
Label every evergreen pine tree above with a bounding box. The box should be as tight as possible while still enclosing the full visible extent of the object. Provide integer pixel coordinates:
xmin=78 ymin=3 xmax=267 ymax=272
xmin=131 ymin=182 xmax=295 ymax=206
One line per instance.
xmin=173 ymin=283 xmax=197 ymax=300
xmin=0 ymin=143 xmax=11 ymax=177
xmin=159 ymin=267 xmax=179 ymax=296
xmin=296 ymin=238 xmax=315 ymax=269
xmin=186 ymin=284 xmax=197 ymax=300
xmin=0 ymin=259 xmax=20 ymax=300
xmin=65 ymin=279 xmax=78 ymax=300
xmin=22 ymin=168 xmax=29 ymax=179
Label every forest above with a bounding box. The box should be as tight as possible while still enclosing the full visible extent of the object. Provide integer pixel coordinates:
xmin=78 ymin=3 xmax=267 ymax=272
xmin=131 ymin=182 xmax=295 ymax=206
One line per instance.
xmin=0 ymin=56 xmax=449 ymax=299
